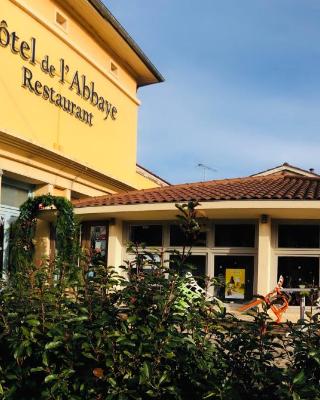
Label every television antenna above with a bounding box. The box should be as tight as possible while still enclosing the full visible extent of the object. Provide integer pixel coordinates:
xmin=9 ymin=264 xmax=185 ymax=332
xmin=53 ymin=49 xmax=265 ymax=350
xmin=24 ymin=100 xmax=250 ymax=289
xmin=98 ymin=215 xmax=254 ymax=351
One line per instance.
xmin=197 ymin=163 xmax=217 ymax=181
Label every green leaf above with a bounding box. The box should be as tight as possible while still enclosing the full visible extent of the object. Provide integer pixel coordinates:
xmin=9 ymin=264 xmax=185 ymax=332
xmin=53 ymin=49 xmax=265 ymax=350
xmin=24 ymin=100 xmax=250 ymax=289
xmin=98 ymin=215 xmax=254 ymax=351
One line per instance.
xmin=309 ymin=350 xmax=320 ymax=365
xmin=26 ymin=319 xmax=40 ymax=327
xmin=31 ymin=367 xmax=44 ymax=373
xmin=143 ymin=361 xmax=150 ymax=379
xmin=292 ymin=392 xmax=301 ymax=400
xmin=159 ymin=371 xmax=169 ymax=385
xmin=82 ymin=352 xmax=96 ymax=360
xmin=42 ymin=352 xmax=49 ymax=367
xmin=107 ymin=377 xmax=117 ymax=387
xmin=203 ymin=393 xmax=216 ymax=399
xmin=21 ymin=326 xmax=30 ymax=338
xmin=73 ymin=333 xmax=85 ymax=340
xmin=293 ymin=370 xmax=305 ymax=385
xmin=6 ymin=374 xmax=17 ymax=381
xmin=44 ymin=374 xmax=58 ymax=383
xmin=45 ymin=341 xmax=63 ymax=350
xmin=14 ymin=344 xmax=25 ymax=359
xmin=105 ymin=359 xmax=113 ymax=368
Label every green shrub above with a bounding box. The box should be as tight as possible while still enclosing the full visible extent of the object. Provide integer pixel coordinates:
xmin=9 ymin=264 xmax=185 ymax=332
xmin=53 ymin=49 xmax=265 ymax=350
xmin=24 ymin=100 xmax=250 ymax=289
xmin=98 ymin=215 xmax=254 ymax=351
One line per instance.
xmin=0 ymin=251 xmax=224 ymax=398
xmin=0 ymin=200 xmax=319 ymax=399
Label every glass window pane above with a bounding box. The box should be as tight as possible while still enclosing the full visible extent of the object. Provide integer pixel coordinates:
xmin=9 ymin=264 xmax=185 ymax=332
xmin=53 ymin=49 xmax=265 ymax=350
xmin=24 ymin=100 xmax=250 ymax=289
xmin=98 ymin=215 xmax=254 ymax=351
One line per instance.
xmin=214 ymin=255 xmax=254 ymax=301
xmin=215 ymin=224 xmax=255 ymax=247
xmin=90 ymin=225 xmax=107 ymax=265
xmin=2 ymin=184 xmax=29 ymax=208
xmin=170 ymin=224 xmax=207 ymax=247
xmin=278 ymin=225 xmax=319 ymax=248
xmin=130 ymin=225 xmax=162 ymax=246
xmin=278 ymin=257 xmax=319 ymax=288
xmin=170 ymin=254 xmax=206 ymax=287
xmin=278 ymin=257 xmax=319 ymax=306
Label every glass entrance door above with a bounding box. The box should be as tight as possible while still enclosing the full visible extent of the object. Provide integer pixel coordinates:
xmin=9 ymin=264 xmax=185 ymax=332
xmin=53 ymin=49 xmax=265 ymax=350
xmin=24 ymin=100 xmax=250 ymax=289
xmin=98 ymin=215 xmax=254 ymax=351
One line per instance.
xmin=214 ymin=255 xmax=254 ymax=302
xmin=81 ymin=222 xmax=109 ymax=266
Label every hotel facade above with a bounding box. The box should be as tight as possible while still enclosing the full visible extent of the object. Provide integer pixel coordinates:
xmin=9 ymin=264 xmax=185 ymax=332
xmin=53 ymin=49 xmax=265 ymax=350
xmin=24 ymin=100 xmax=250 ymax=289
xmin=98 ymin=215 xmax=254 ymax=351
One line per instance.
xmin=1 ymin=0 xmax=320 ymax=316
xmin=0 ymin=0 xmax=166 ymax=269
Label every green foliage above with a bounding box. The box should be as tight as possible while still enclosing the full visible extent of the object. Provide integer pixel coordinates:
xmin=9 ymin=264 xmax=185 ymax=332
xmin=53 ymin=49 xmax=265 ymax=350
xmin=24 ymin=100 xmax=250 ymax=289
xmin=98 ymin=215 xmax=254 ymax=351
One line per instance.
xmin=0 ymin=200 xmax=319 ymax=399
xmin=9 ymin=195 xmax=78 ymax=273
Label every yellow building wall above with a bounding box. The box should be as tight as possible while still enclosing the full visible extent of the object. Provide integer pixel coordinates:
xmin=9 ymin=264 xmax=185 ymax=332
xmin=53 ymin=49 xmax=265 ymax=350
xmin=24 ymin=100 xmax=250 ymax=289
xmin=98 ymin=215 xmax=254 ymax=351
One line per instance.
xmin=134 ymin=171 xmax=165 ymax=189
xmin=0 ymin=0 xmax=144 ymax=189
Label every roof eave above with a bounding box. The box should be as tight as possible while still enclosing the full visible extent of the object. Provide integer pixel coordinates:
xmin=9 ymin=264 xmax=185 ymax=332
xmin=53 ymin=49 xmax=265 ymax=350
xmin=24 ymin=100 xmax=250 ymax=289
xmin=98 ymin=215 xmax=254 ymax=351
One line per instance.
xmin=74 ymin=199 xmax=320 ymax=222
xmin=87 ymin=0 xmax=165 ymax=86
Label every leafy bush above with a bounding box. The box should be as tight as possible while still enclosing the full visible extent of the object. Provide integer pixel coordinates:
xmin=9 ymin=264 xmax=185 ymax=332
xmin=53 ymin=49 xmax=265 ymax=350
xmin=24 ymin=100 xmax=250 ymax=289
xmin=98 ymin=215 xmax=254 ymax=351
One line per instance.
xmin=0 ymin=200 xmax=319 ymax=399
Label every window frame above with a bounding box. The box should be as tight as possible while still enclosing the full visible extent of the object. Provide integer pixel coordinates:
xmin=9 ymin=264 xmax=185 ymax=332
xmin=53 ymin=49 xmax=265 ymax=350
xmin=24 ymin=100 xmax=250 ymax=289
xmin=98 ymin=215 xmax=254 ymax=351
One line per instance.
xmin=214 ymin=254 xmax=256 ymax=302
xmin=277 ymin=255 xmax=320 ymax=288
xmin=123 ymin=220 xmax=259 ymax=299
xmin=126 ymin=222 xmax=164 ymax=248
xmin=275 ymin=220 xmax=320 ymax=250
xmin=272 ymin=220 xmax=320 ymax=294
xmin=81 ymin=221 xmax=109 ymax=266
xmin=213 ymin=220 xmax=258 ymax=250
xmin=1 ymin=177 xmax=33 ymax=209
xmin=169 ymin=222 xmax=208 ymax=247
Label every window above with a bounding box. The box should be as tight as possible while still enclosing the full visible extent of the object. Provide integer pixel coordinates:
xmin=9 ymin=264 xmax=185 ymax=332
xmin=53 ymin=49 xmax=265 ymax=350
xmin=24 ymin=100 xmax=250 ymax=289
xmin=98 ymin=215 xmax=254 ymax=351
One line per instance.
xmin=129 ymin=225 xmax=162 ymax=246
xmin=170 ymin=224 xmax=207 ymax=247
xmin=278 ymin=257 xmax=319 ymax=288
xmin=55 ymin=11 xmax=68 ymax=31
xmin=90 ymin=225 xmax=107 ymax=265
xmin=170 ymin=254 xmax=207 ymax=287
xmin=215 ymin=224 xmax=255 ymax=247
xmin=278 ymin=225 xmax=319 ymax=248
xmin=1 ymin=179 xmax=31 ymax=208
xmin=278 ymin=256 xmax=319 ymax=305
xmin=214 ymin=255 xmax=254 ymax=301
xmin=127 ymin=252 xmax=161 ymax=275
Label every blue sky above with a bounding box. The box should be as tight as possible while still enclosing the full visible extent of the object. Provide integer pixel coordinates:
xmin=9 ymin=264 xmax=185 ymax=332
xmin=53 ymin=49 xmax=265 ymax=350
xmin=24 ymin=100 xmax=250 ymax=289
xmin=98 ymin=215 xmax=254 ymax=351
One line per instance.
xmin=105 ymin=0 xmax=320 ymax=184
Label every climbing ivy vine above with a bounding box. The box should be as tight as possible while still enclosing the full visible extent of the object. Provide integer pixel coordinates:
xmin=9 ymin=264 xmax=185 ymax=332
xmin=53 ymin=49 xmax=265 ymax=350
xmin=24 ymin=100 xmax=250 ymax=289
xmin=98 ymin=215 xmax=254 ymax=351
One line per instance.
xmin=9 ymin=194 xmax=78 ymax=272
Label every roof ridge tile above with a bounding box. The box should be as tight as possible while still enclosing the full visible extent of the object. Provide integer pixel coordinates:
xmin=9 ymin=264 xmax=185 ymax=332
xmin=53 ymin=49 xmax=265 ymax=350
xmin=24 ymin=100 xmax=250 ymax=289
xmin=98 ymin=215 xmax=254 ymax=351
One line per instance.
xmin=73 ymin=174 xmax=320 ymax=208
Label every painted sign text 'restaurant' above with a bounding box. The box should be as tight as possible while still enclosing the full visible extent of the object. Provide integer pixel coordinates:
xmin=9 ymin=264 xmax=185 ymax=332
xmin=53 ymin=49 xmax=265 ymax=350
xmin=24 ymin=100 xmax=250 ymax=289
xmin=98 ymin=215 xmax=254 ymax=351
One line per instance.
xmin=0 ymin=19 xmax=118 ymax=127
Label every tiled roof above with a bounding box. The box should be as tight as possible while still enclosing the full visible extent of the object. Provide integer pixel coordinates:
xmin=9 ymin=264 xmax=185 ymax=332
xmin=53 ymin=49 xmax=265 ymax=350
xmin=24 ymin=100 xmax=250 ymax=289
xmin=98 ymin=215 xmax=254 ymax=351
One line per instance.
xmin=73 ymin=175 xmax=320 ymax=208
xmin=251 ymin=162 xmax=320 ymax=177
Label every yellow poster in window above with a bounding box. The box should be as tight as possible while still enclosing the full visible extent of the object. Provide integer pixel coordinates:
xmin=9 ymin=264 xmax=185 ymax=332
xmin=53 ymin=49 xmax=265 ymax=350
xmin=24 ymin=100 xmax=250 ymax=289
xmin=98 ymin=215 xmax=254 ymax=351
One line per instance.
xmin=225 ymin=268 xmax=245 ymax=299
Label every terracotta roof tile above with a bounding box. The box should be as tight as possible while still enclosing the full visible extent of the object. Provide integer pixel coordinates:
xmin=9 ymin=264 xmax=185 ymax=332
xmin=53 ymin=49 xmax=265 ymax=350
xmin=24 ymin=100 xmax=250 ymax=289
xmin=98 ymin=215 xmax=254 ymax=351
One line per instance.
xmin=73 ymin=175 xmax=320 ymax=208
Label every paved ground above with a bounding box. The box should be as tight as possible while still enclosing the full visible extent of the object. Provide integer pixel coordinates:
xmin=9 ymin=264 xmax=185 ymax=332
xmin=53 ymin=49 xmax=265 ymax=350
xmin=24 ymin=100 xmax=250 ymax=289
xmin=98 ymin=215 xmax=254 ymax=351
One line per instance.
xmin=226 ymin=302 xmax=313 ymax=323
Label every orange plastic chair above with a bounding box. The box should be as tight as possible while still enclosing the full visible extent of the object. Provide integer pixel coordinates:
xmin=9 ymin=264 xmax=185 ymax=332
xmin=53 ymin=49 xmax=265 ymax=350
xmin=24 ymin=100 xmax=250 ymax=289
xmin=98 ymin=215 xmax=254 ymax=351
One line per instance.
xmin=238 ymin=276 xmax=289 ymax=323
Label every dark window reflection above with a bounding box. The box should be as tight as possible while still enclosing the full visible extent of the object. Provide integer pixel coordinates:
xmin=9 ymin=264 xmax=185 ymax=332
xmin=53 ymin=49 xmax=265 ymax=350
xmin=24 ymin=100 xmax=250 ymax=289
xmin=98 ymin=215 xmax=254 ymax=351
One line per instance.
xmin=278 ymin=225 xmax=319 ymax=248
xmin=170 ymin=224 xmax=207 ymax=247
xmin=278 ymin=257 xmax=319 ymax=288
xmin=278 ymin=256 xmax=319 ymax=306
xmin=130 ymin=225 xmax=162 ymax=246
xmin=215 ymin=224 xmax=255 ymax=247
xmin=170 ymin=254 xmax=206 ymax=287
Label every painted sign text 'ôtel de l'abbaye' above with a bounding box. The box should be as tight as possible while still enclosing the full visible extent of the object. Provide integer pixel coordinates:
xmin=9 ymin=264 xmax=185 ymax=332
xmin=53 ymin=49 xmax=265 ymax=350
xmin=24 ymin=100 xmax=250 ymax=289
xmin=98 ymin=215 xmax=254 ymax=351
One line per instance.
xmin=1 ymin=19 xmax=118 ymax=126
